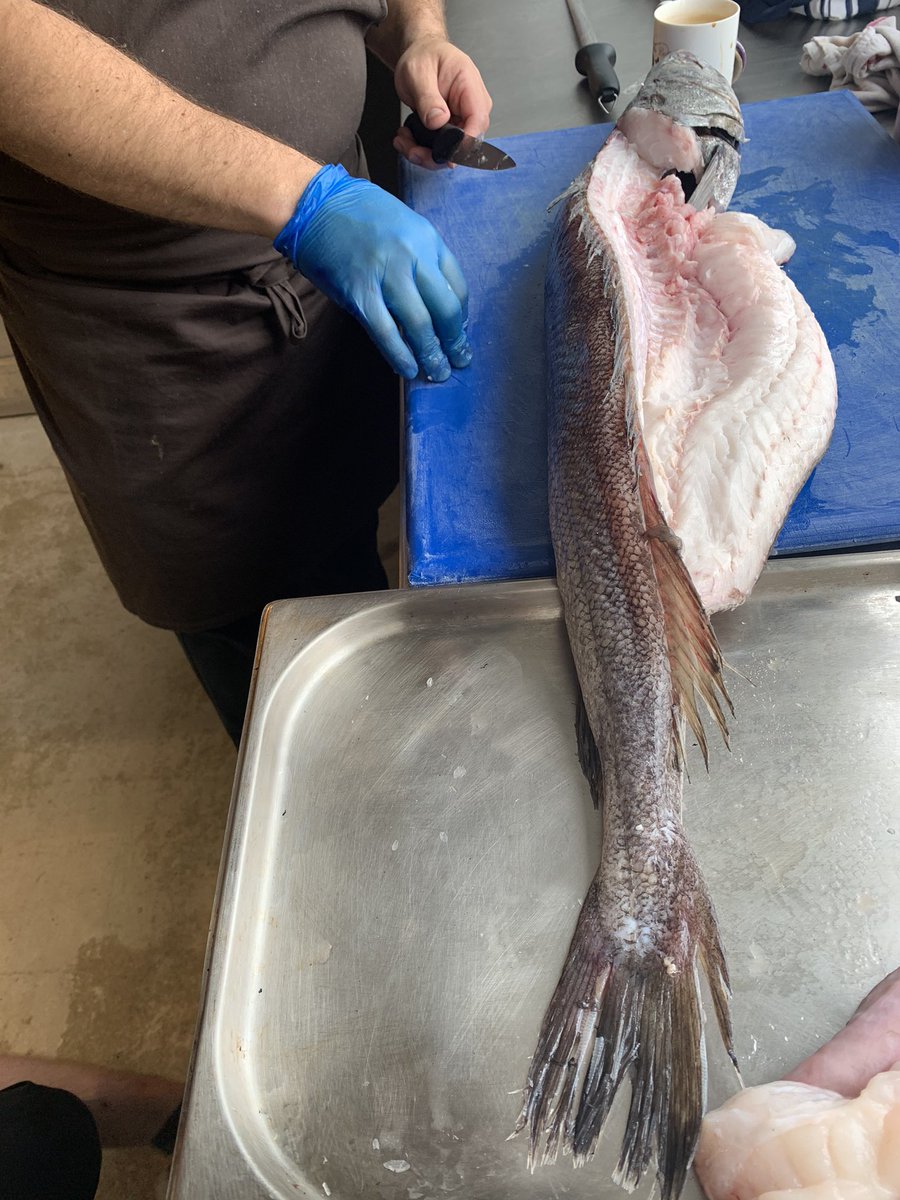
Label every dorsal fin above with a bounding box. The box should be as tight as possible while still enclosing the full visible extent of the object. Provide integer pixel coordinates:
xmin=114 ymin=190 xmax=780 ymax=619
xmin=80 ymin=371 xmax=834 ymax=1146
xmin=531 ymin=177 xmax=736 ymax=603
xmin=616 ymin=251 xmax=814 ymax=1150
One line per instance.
xmin=636 ymin=442 xmax=733 ymax=768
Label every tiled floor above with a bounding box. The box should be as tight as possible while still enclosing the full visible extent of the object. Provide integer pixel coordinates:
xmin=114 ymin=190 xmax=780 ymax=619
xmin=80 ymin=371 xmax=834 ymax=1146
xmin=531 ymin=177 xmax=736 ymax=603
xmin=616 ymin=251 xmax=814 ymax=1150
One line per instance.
xmin=0 ymin=333 xmax=400 ymax=1198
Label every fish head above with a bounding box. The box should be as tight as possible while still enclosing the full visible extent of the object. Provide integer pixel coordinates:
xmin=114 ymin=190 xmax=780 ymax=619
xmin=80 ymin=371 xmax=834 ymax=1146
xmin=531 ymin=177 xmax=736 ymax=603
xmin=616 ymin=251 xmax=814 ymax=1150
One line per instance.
xmin=616 ymin=50 xmax=744 ymax=213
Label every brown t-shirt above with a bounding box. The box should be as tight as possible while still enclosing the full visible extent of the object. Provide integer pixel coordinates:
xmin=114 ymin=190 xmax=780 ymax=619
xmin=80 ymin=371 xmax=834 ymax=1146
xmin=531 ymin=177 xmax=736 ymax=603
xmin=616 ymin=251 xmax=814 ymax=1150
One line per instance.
xmin=0 ymin=0 xmax=388 ymax=281
xmin=0 ymin=0 xmax=401 ymax=631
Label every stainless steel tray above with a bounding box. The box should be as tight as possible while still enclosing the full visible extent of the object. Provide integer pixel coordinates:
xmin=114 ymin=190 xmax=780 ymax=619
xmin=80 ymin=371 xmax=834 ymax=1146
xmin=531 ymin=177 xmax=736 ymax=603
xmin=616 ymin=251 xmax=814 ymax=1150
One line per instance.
xmin=169 ymin=552 xmax=900 ymax=1200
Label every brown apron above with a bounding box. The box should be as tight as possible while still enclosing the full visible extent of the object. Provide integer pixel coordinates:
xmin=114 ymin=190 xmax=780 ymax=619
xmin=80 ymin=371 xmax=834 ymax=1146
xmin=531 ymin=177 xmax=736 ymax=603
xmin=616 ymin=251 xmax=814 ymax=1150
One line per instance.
xmin=0 ymin=0 xmax=398 ymax=632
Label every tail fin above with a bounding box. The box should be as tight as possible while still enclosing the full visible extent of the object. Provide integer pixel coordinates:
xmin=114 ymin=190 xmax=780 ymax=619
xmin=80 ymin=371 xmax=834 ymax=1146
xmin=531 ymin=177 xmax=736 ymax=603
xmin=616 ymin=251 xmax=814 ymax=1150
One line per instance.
xmin=514 ymin=871 xmax=734 ymax=1199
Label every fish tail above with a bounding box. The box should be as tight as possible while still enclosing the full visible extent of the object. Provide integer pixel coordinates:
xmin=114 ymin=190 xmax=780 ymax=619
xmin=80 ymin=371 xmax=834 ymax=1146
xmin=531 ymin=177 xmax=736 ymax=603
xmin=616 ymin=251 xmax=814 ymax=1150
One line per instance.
xmin=515 ymin=873 xmax=734 ymax=1199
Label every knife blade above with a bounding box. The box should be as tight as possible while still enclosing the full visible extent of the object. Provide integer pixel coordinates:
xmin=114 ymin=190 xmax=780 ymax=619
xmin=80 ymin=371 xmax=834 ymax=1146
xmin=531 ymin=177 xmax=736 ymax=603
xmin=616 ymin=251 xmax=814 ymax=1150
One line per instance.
xmin=403 ymin=113 xmax=516 ymax=171
xmin=564 ymin=0 xmax=619 ymax=113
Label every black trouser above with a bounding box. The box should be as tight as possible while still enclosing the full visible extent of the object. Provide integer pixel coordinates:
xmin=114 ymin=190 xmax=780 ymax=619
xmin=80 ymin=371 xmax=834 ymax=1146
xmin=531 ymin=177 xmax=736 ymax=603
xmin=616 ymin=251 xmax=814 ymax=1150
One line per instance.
xmin=0 ymin=1082 xmax=101 ymax=1200
xmin=177 ymin=525 xmax=389 ymax=746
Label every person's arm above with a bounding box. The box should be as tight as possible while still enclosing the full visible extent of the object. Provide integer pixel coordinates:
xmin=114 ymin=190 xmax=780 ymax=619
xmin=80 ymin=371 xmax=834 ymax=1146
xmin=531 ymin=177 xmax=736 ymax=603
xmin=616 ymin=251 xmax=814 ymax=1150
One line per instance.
xmin=273 ymin=0 xmax=486 ymax=378
xmin=365 ymin=0 xmax=448 ymax=68
xmin=0 ymin=0 xmax=473 ymax=381
xmin=366 ymin=0 xmax=493 ymax=170
xmin=0 ymin=0 xmax=318 ymax=236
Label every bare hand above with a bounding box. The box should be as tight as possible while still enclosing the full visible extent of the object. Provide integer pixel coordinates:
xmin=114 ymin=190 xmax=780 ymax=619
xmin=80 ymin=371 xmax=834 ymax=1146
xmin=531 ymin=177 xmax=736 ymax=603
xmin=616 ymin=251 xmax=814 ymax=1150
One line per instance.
xmin=392 ymin=37 xmax=493 ymax=171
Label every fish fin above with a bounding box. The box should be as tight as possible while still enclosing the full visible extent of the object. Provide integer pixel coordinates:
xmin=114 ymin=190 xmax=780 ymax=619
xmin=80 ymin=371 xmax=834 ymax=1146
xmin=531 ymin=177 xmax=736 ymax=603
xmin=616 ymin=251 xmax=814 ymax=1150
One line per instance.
xmin=575 ymin=687 xmax=604 ymax=811
xmin=637 ymin=446 xmax=733 ymax=768
xmin=548 ymin=175 xmax=585 ymax=213
xmin=515 ymin=867 xmax=735 ymax=1199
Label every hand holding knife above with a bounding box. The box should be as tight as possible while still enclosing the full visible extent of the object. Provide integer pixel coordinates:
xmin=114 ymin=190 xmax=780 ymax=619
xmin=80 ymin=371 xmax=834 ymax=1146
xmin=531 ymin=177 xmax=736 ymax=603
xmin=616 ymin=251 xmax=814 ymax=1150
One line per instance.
xmin=401 ymin=112 xmax=516 ymax=171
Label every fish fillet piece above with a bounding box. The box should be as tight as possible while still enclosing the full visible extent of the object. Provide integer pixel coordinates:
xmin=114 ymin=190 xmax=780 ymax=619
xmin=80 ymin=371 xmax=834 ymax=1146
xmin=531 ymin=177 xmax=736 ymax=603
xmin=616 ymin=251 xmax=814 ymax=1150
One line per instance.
xmin=694 ymin=1068 xmax=900 ymax=1200
xmin=588 ymin=137 xmax=836 ymax=613
xmin=696 ymin=970 xmax=900 ymax=1200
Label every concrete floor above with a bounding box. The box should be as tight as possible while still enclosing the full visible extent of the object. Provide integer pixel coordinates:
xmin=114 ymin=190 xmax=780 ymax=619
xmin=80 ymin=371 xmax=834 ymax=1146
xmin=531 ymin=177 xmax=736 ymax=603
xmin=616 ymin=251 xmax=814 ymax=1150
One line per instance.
xmin=0 ymin=331 xmax=400 ymax=1198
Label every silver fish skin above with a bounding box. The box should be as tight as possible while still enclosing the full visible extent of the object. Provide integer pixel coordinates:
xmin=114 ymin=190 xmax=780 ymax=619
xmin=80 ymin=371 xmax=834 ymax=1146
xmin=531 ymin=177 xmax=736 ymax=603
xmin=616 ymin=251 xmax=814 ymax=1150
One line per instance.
xmin=627 ymin=50 xmax=744 ymax=141
xmin=619 ymin=50 xmax=743 ymax=210
xmin=515 ymin=53 xmax=742 ymax=1200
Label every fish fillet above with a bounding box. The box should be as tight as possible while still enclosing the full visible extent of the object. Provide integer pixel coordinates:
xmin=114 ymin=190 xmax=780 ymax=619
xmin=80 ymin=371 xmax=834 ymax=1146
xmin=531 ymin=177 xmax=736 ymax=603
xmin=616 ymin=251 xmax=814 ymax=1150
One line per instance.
xmin=514 ymin=51 xmax=837 ymax=1200
xmin=696 ymin=968 xmax=900 ymax=1200
xmin=695 ymin=1069 xmax=900 ymax=1200
xmin=580 ymin=134 xmax=836 ymax=613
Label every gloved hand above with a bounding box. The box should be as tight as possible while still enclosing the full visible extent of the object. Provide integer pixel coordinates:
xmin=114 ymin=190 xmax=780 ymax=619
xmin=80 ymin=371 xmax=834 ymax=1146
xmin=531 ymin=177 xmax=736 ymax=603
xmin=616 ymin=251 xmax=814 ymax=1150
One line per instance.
xmin=274 ymin=164 xmax=471 ymax=382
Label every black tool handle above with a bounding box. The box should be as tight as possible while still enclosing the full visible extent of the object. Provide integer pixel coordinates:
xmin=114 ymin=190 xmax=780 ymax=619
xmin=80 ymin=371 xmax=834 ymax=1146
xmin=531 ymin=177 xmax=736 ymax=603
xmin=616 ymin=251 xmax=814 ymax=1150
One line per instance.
xmin=574 ymin=42 xmax=619 ymax=107
xmin=403 ymin=113 xmax=465 ymax=164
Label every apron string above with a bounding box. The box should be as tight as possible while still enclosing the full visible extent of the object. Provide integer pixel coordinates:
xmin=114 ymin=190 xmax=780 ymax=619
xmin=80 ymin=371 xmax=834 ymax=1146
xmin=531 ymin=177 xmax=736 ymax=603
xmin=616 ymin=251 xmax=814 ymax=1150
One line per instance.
xmin=244 ymin=259 xmax=309 ymax=341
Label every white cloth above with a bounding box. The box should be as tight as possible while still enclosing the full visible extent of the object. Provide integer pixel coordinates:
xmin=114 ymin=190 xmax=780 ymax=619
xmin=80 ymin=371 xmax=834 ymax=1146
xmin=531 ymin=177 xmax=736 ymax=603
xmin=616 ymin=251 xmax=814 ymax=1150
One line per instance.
xmin=801 ymin=15 xmax=900 ymax=118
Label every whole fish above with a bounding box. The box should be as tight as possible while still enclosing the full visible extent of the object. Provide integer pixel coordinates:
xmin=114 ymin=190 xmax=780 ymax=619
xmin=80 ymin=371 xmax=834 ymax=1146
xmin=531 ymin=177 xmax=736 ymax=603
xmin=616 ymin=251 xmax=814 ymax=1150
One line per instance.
xmin=515 ymin=52 xmax=836 ymax=1198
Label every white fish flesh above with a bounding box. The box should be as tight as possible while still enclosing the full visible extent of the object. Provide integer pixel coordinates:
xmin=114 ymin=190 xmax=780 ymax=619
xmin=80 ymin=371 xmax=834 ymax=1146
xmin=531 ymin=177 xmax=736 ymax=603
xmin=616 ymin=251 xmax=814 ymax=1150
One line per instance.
xmin=695 ymin=1068 xmax=900 ymax=1199
xmin=696 ymin=969 xmax=900 ymax=1199
xmin=596 ymin=122 xmax=836 ymax=614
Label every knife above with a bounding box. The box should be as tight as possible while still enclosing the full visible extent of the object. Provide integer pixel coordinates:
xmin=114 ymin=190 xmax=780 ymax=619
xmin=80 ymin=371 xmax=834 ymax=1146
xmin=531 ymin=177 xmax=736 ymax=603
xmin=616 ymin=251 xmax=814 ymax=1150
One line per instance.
xmin=403 ymin=113 xmax=516 ymax=170
xmin=564 ymin=0 xmax=619 ymax=113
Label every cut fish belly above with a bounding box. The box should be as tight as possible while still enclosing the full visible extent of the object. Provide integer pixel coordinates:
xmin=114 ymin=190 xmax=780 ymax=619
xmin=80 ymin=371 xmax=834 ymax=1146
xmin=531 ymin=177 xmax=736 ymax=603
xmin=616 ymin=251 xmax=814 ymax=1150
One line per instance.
xmin=583 ymin=134 xmax=837 ymax=612
xmin=694 ymin=1066 xmax=900 ymax=1200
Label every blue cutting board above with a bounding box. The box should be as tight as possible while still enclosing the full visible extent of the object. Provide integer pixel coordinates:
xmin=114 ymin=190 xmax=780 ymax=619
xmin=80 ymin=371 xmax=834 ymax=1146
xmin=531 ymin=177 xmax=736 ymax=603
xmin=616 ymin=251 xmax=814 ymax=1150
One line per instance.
xmin=401 ymin=91 xmax=900 ymax=587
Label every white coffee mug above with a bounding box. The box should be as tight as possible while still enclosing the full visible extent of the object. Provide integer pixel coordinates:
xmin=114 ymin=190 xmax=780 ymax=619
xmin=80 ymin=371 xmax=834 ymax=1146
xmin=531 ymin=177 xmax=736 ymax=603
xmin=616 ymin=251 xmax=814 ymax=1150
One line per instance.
xmin=652 ymin=0 xmax=745 ymax=85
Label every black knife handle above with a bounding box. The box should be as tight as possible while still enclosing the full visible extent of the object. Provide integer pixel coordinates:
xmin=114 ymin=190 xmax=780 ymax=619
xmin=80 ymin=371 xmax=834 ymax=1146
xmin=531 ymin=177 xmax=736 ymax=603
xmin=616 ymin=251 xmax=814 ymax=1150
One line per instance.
xmin=403 ymin=113 xmax=465 ymax=164
xmin=574 ymin=42 xmax=619 ymax=107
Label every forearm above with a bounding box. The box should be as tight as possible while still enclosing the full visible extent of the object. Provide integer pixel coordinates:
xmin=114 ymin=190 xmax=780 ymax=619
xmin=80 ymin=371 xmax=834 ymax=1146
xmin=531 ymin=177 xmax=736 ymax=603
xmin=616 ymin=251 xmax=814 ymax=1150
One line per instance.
xmin=0 ymin=0 xmax=319 ymax=238
xmin=366 ymin=0 xmax=447 ymax=68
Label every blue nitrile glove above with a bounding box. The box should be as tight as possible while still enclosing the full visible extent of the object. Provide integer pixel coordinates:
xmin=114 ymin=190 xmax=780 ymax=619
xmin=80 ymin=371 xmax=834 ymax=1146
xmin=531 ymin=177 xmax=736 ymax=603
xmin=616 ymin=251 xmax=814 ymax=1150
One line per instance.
xmin=274 ymin=164 xmax=471 ymax=383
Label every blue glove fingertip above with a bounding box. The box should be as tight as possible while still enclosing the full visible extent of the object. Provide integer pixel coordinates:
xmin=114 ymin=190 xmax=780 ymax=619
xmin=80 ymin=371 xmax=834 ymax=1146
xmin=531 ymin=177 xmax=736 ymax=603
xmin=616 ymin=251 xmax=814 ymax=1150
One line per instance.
xmin=445 ymin=337 xmax=473 ymax=370
xmin=425 ymin=360 xmax=452 ymax=384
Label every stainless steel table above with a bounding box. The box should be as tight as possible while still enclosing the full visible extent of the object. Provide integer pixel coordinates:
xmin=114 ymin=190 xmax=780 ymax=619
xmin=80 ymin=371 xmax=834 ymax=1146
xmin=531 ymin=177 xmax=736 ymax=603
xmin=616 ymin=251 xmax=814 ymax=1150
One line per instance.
xmin=169 ymin=552 xmax=900 ymax=1200
xmin=444 ymin=0 xmax=885 ymax=134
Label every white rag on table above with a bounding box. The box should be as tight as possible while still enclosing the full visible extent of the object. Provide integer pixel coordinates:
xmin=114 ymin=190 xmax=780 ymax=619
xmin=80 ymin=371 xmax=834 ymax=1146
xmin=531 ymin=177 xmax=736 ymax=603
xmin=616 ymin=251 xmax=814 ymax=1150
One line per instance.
xmin=801 ymin=15 xmax=900 ymax=137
